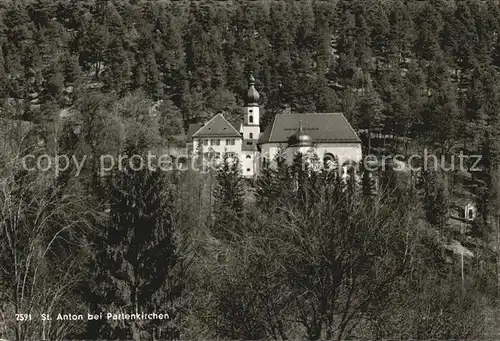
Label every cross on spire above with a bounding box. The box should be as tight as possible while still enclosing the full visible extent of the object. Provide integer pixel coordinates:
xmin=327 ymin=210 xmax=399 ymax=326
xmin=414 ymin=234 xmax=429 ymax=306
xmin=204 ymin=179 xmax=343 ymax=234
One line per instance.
xmin=248 ymin=71 xmax=255 ymax=86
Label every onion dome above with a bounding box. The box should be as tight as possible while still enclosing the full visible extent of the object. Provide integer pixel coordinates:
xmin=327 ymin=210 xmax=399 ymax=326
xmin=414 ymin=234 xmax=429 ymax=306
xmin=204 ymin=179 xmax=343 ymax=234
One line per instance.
xmin=287 ymin=125 xmax=313 ymax=147
xmin=246 ymin=72 xmax=260 ymax=105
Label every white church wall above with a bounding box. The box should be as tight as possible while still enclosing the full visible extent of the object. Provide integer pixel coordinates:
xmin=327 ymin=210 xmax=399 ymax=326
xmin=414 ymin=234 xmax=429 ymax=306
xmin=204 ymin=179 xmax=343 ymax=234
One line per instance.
xmin=241 ymin=125 xmax=260 ymax=139
xmin=286 ymin=146 xmax=314 ymax=165
xmin=260 ymin=143 xmax=286 ymax=163
xmin=260 ymin=142 xmax=362 ymax=167
xmin=314 ymin=143 xmax=362 ymax=165
xmin=240 ymin=151 xmax=259 ymax=177
xmin=244 ymin=106 xmax=260 ymax=125
xmin=242 ymin=106 xmax=260 ymax=139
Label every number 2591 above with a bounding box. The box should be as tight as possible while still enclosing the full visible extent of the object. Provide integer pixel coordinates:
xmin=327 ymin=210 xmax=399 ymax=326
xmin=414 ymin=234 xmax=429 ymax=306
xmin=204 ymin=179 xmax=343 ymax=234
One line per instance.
xmin=16 ymin=314 xmax=31 ymax=321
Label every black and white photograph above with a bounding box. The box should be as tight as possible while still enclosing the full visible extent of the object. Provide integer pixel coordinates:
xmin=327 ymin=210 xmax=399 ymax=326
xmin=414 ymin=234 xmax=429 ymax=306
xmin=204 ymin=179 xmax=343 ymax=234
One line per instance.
xmin=1 ymin=0 xmax=500 ymax=339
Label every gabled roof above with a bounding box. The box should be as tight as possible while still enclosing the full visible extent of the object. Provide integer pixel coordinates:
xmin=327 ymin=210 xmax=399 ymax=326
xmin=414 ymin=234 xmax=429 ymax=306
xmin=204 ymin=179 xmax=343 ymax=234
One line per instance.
xmin=258 ymin=113 xmax=361 ymax=144
xmin=186 ymin=123 xmax=203 ymax=141
xmin=191 ymin=113 xmax=241 ymax=138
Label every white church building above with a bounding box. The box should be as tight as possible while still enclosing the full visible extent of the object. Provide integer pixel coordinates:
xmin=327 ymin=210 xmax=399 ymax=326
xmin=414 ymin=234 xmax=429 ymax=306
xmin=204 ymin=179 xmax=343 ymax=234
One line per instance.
xmin=186 ymin=73 xmax=362 ymax=177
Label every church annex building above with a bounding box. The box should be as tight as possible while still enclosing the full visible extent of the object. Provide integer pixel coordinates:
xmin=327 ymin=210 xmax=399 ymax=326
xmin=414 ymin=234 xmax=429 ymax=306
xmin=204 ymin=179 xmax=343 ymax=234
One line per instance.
xmin=186 ymin=74 xmax=362 ymax=178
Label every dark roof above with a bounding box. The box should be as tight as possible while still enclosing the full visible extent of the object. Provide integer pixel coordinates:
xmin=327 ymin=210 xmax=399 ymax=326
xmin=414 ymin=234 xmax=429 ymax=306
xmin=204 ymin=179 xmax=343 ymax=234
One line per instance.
xmin=242 ymin=139 xmax=259 ymax=151
xmin=186 ymin=123 xmax=203 ymax=141
xmin=258 ymin=113 xmax=361 ymax=144
xmin=190 ymin=113 xmax=242 ymax=139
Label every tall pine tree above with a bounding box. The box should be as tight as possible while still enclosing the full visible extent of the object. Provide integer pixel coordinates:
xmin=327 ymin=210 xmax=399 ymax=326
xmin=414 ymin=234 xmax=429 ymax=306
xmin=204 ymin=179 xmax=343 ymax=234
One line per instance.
xmin=212 ymin=153 xmax=245 ymax=240
xmin=89 ymin=160 xmax=179 ymax=341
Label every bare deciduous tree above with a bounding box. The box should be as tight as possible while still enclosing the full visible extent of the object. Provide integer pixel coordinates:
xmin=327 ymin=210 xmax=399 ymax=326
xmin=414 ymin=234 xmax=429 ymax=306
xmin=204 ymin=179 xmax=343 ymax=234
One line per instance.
xmin=0 ymin=152 xmax=98 ymax=341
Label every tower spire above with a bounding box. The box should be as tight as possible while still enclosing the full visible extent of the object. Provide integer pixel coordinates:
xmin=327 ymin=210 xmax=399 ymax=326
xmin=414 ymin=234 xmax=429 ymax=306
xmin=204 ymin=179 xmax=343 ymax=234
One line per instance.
xmin=246 ymin=71 xmax=260 ymax=105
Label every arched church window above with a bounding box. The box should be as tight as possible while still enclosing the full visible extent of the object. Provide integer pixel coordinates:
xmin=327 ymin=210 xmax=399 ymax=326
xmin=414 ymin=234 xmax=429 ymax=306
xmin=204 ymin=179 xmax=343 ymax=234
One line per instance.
xmin=323 ymin=153 xmax=338 ymax=169
xmin=249 ymin=133 xmax=253 ymax=138
xmin=249 ymin=116 xmax=253 ymax=123
xmin=246 ymin=155 xmax=251 ymax=159
xmin=323 ymin=153 xmax=336 ymax=164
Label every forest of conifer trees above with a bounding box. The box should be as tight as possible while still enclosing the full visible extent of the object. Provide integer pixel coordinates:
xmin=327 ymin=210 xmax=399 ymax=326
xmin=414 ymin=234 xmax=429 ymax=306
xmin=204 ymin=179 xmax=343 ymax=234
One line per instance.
xmin=2 ymin=0 xmax=500 ymax=340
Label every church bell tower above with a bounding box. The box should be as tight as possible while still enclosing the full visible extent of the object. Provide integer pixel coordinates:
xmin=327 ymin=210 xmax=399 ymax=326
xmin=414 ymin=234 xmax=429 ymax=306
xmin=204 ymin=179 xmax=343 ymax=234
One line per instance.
xmin=242 ymin=72 xmax=260 ymax=140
